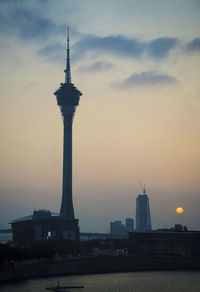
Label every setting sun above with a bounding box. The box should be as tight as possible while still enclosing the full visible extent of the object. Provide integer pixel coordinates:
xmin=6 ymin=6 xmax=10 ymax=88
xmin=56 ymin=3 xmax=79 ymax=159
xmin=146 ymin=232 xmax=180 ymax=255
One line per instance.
xmin=176 ymin=207 xmax=184 ymax=214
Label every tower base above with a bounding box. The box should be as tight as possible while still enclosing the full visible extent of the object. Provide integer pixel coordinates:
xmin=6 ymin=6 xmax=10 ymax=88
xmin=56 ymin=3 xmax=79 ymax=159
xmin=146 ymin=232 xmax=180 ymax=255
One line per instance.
xmin=57 ymin=217 xmax=79 ymax=240
xmin=11 ymin=210 xmax=79 ymax=245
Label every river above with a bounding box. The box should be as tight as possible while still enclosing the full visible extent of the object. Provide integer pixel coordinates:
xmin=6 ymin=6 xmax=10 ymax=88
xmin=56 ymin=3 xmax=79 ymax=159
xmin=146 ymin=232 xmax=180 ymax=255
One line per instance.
xmin=1 ymin=270 xmax=200 ymax=292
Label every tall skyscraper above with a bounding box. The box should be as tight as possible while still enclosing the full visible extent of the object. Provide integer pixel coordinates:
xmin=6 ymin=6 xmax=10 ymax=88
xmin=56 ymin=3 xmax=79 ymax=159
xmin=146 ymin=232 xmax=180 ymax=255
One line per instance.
xmin=136 ymin=185 xmax=152 ymax=232
xmin=54 ymin=28 xmax=82 ymax=219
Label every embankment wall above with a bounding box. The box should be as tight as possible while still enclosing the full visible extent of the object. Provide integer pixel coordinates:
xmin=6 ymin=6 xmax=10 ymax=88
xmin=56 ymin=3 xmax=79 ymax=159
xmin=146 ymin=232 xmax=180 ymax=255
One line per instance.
xmin=0 ymin=256 xmax=200 ymax=283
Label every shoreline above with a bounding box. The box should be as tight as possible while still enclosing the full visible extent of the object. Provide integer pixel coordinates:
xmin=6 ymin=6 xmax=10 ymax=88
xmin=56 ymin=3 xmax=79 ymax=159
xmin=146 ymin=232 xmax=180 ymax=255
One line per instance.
xmin=1 ymin=255 xmax=200 ymax=284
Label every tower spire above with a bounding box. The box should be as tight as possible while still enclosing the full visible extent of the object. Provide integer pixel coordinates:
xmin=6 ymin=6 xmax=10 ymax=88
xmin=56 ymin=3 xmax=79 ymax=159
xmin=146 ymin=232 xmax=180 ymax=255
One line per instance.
xmin=65 ymin=26 xmax=71 ymax=84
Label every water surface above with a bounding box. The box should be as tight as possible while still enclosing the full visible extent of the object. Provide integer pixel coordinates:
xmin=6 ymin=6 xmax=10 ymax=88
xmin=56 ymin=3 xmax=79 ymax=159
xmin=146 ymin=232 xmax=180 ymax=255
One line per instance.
xmin=1 ymin=270 xmax=200 ymax=292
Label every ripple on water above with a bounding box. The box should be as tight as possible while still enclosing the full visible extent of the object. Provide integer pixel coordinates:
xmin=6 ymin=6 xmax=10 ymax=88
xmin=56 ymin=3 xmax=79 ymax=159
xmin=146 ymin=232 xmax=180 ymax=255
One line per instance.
xmin=1 ymin=270 xmax=200 ymax=292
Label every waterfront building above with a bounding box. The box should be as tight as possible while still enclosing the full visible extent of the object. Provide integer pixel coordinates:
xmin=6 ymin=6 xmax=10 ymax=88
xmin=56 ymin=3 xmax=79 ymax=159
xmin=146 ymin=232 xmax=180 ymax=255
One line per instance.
xmin=128 ymin=230 xmax=200 ymax=256
xmin=12 ymin=210 xmax=80 ymax=245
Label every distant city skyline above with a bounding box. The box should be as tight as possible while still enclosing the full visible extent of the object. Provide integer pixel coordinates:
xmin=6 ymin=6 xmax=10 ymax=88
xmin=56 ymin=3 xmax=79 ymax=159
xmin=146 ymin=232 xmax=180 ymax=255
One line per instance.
xmin=0 ymin=0 xmax=200 ymax=232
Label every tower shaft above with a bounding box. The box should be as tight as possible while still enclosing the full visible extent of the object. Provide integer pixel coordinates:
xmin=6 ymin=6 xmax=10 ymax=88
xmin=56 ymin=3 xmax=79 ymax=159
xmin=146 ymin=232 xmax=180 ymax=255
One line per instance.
xmin=60 ymin=110 xmax=74 ymax=218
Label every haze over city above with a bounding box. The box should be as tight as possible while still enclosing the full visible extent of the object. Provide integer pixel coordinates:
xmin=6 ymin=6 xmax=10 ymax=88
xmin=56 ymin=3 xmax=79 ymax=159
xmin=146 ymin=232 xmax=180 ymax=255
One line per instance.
xmin=0 ymin=0 xmax=200 ymax=232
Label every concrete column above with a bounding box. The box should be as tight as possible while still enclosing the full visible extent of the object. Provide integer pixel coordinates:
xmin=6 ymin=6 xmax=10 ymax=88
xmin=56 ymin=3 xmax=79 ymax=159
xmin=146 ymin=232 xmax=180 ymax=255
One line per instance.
xmin=60 ymin=107 xmax=75 ymax=219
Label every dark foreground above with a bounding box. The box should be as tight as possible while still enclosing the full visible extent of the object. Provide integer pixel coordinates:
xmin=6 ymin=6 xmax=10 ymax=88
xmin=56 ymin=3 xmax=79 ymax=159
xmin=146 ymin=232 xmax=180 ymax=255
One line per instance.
xmin=1 ymin=255 xmax=200 ymax=283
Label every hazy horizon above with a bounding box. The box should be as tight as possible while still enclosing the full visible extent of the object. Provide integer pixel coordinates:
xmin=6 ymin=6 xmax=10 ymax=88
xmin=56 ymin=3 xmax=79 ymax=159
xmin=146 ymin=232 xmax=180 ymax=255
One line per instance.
xmin=0 ymin=0 xmax=200 ymax=232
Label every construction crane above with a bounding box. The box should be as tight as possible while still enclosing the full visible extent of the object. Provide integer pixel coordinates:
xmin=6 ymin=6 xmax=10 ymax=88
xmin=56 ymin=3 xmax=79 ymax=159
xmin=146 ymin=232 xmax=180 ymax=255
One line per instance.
xmin=138 ymin=181 xmax=146 ymax=195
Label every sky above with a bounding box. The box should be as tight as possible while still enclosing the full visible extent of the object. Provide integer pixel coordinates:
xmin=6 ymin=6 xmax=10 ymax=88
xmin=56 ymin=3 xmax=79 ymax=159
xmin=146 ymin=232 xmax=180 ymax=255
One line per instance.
xmin=0 ymin=0 xmax=200 ymax=232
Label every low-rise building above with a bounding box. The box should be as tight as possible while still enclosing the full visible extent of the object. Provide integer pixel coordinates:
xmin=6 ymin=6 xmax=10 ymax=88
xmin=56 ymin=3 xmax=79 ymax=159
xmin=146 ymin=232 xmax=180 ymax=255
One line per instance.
xmin=128 ymin=230 xmax=200 ymax=256
xmin=11 ymin=210 xmax=79 ymax=245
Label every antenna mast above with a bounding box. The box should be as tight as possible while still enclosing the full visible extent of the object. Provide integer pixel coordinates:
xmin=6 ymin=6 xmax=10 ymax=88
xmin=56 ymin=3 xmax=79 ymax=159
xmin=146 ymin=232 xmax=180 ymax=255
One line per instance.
xmin=65 ymin=26 xmax=71 ymax=84
xmin=138 ymin=181 xmax=146 ymax=195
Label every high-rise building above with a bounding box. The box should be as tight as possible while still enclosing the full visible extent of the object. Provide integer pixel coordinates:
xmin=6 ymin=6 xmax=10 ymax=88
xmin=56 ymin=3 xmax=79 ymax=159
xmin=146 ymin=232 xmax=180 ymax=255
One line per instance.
xmin=136 ymin=186 xmax=152 ymax=232
xmin=110 ymin=221 xmax=127 ymax=237
xmin=110 ymin=218 xmax=134 ymax=237
xmin=126 ymin=218 xmax=134 ymax=231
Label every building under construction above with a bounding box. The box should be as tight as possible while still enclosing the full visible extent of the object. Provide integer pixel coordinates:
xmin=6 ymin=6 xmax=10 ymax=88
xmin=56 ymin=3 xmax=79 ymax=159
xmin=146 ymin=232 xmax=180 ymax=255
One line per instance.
xmin=136 ymin=183 xmax=152 ymax=232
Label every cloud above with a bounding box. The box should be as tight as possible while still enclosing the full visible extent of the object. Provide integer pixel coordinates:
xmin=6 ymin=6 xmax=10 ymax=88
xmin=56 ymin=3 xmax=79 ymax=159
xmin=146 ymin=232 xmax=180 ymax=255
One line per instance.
xmin=147 ymin=37 xmax=178 ymax=58
xmin=114 ymin=71 xmax=177 ymax=89
xmin=39 ymin=34 xmax=199 ymax=64
xmin=185 ymin=38 xmax=200 ymax=52
xmin=0 ymin=1 xmax=199 ymax=64
xmin=0 ymin=3 xmax=178 ymax=61
xmin=0 ymin=4 xmax=65 ymax=40
xmin=77 ymin=61 xmax=114 ymax=73
xmin=72 ymin=34 xmax=179 ymax=62
xmin=75 ymin=35 xmax=143 ymax=57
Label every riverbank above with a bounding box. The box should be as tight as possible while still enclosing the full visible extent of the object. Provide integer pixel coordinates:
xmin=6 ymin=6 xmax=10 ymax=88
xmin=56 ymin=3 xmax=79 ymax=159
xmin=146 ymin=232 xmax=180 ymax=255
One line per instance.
xmin=1 ymin=255 xmax=200 ymax=283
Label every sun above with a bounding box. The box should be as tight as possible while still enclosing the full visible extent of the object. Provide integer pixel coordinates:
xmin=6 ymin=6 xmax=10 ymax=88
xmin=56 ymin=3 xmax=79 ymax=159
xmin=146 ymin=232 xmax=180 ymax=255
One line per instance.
xmin=176 ymin=207 xmax=184 ymax=214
